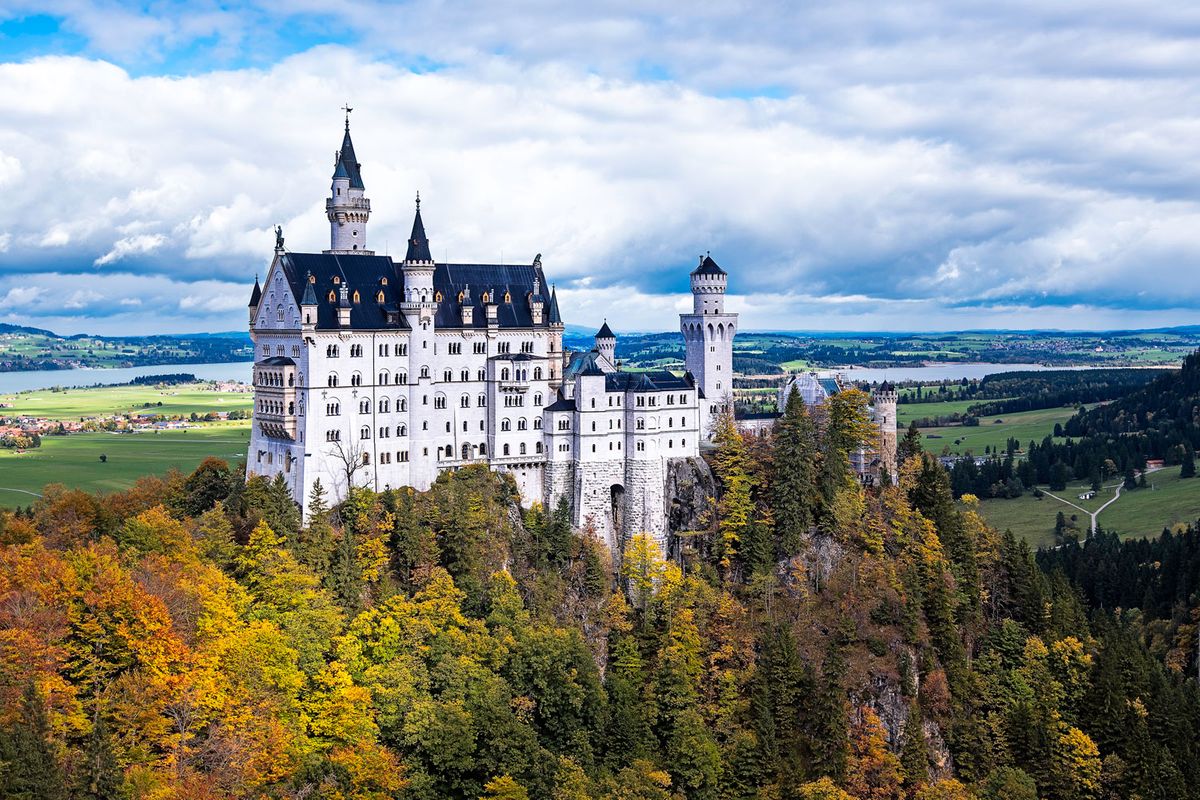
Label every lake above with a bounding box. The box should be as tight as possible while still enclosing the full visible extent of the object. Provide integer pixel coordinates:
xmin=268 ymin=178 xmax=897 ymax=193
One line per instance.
xmin=0 ymin=361 xmax=254 ymax=394
xmin=836 ymin=362 xmax=1097 ymax=383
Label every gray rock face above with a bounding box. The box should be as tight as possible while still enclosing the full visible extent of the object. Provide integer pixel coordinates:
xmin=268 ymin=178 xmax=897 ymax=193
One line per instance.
xmin=664 ymin=457 xmax=716 ymax=550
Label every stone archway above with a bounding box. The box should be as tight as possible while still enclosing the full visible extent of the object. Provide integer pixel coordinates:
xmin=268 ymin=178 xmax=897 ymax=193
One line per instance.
xmin=610 ymin=484 xmax=625 ymax=538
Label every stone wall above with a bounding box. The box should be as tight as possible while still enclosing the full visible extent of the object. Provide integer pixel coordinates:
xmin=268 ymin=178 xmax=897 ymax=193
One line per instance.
xmin=664 ymin=456 xmax=717 ymax=558
xmin=624 ymin=458 xmax=667 ymax=550
xmin=574 ymin=459 xmax=626 ymax=553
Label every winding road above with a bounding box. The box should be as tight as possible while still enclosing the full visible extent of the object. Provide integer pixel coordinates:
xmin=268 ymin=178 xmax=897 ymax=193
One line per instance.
xmin=1041 ymin=466 xmax=1163 ymax=538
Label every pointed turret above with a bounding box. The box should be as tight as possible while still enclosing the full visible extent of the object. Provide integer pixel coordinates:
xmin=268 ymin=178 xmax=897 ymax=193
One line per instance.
xmin=595 ymin=320 xmax=616 ymax=364
xmin=405 ymin=194 xmax=433 ymax=263
xmin=248 ymin=276 xmax=261 ymax=324
xmin=548 ymin=286 xmax=563 ymax=326
xmin=325 ymin=113 xmax=371 ymax=254
xmin=300 ymin=272 xmax=318 ymax=330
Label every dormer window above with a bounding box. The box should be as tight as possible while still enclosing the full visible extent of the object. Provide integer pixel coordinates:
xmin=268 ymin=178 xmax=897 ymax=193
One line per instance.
xmin=503 ymin=291 xmax=511 ymax=303
xmin=328 ymin=290 xmax=336 ymax=302
xmin=333 ymin=276 xmax=340 ymax=284
xmin=377 ymin=290 xmax=385 ymax=302
xmin=352 ymin=290 xmax=360 ymax=303
xmin=435 ymin=291 xmax=443 ymax=302
xmin=309 ymin=274 xmax=316 ymax=283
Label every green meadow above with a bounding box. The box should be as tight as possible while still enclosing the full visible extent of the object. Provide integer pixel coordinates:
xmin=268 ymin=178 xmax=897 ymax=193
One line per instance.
xmin=911 ymin=406 xmax=1075 ymax=456
xmin=977 ymin=466 xmax=1200 ymax=548
xmin=0 ymin=382 xmax=253 ymax=420
xmin=0 ymin=423 xmax=251 ymax=504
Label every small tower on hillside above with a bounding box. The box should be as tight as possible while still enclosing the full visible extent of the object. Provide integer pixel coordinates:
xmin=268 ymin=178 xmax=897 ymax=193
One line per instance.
xmin=595 ymin=321 xmax=616 ymax=365
xmin=679 ymin=253 xmax=737 ymax=434
xmin=874 ymin=382 xmax=898 ymax=479
xmin=325 ymin=110 xmax=372 ymax=254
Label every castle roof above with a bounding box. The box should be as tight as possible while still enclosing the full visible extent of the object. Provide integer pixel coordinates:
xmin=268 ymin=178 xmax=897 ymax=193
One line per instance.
xmin=404 ymin=202 xmax=432 ymax=263
xmin=248 ymin=276 xmax=262 ymax=307
xmin=333 ymin=125 xmax=365 ymax=190
xmin=547 ymin=287 xmax=562 ymax=325
xmin=596 ymin=321 xmax=615 ymax=339
xmin=692 ymin=254 xmax=726 ymax=276
xmin=257 ymin=356 xmax=295 ymax=367
xmin=274 ymin=252 xmax=554 ymax=332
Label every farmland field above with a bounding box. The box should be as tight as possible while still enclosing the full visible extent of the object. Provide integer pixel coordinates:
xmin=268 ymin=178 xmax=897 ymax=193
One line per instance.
xmin=0 ymin=381 xmax=253 ymax=420
xmin=0 ymin=423 xmax=251 ymax=503
xmin=912 ymin=406 xmax=1075 ymax=456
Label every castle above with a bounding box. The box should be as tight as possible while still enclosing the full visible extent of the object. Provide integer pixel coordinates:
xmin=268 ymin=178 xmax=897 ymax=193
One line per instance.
xmin=247 ymin=118 xmax=895 ymax=552
xmin=246 ymin=118 xmax=736 ymax=551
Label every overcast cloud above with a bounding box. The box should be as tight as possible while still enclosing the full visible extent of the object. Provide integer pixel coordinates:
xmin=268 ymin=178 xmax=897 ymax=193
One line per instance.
xmin=0 ymin=2 xmax=1197 ymax=334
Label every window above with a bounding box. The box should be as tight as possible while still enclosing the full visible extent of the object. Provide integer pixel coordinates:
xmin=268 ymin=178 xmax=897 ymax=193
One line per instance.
xmin=379 ymin=398 xmax=389 ymax=413
xmin=503 ymin=444 xmax=510 ymax=456
xmin=360 ymin=426 xmax=371 ymax=439
xmin=497 ymin=342 xmax=510 ymax=354
xmin=326 ymin=430 xmax=341 ymax=441
xmin=534 ymin=393 xmax=543 ymax=406
xmin=350 ymin=344 xmax=363 ymax=357
xmin=521 ymin=341 xmax=533 ymax=353
xmin=276 ymin=308 xmax=284 ymax=321
xmin=379 ymin=371 xmax=389 ymax=385
xmin=359 ymin=399 xmax=369 ymax=414
xmin=460 ymin=394 xmax=470 ymax=408
xmin=420 ymin=366 xmax=430 ymax=379
xmin=535 ymin=441 xmax=543 ymax=454
xmin=362 ymin=452 xmax=369 ymax=465
xmin=533 ymin=418 xmax=542 ymax=430
xmin=519 ymin=442 xmax=527 ymax=455
xmin=449 ymin=342 xmax=462 ymax=355
xmin=478 ymin=394 xmax=486 ymax=407
xmin=398 ymin=450 xmax=408 ymax=462
xmin=473 ymin=342 xmax=486 ymax=354
xmin=637 ymin=441 xmax=645 ymax=451
xmin=328 ymin=374 xmax=339 ymax=387
xmin=637 ymin=418 xmax=644 ymax=429
xmin=398 ymin=424 xmax=407 ymax=436
xmin=501 ymin=419 xmax=511 ymax=432
xmin=557 ymin=419 xmax=570 ymax=431
xmin=591 ymin=421 xmax=596 ymax=431
xmin=434 ymin=395 xmax=447 ymax=409
xmin=462 ymin=443 xmax=471 ymax=460
xmin=479 ymin=443 xmax=487 ymax=456
xmin=327 ymin=402 xmax=340 ymax=416
xmin=445 ymin=422 xmax=451 ymax=433
xmin=379 ymin=426 xmax=389 ymax=438
xmin=351 ymin=373 xmax=362 ymax=387
xmin=518 ymin=418 xmax=528 ymax=431
xmin=327 ymin=344 xmax=339 ymax=358
xmin=379 ymin=343 xmax=389 ymax=356
xmin=397 ymin=397 xmax=407 ymax=412
xmin=460 ymin=369 xmax=469 ymax=381
xmin=443 ymin=369 xmax=453 ymax=382
xmin=476 ymin=369 xmax=486 ymax=381
xmin=533 ymin=367 xmax=542 ymax=380
xmin=261 ymin=345 xmax=269 ymax=356
xmin=397 ymin=343 xmax=408 ymax=355
xmin=501 ymin=368 xmax=510 ymax=381
xmin=398 ymin=371 xmax=408 ymax=385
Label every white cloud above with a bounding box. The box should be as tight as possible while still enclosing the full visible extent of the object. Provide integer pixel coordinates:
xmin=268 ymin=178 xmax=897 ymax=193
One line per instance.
xmin=0 ymin=3 xmax=1197 ymax=332
xmin=0 ymin=286 xmax=44 ymax=307
xmin=93 ymin=233 xmax=167 ymax=266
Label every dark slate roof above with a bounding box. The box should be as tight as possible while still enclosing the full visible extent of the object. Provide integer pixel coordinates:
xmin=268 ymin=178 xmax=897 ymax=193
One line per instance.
xmin=545 ymin=393 xmax=576 ymax=412
xmin=334 ymin=126 xmax=365 ymax=190
xmin=819 ymin=378 xmax=841 ymax=395
xmin=277 ymin=252 xmax=409 ymax=331
xmin=596 ymin=321 xmax=615 ymax=339
xmin=737 ymin=410 xmax=782 ymax=420
xmin=878 ymin=380 xmax=894 ymax=393
xmin=433 ymin=261 xmax=552 ymax=329
xmin=563 ymin=350 xmax=606 ymax=380
xmin=300 ymin=274 xmax=318 ymax=306
xmin=405 ymin=206 xmax=432 ymax=263
xmin=548 ymin=287 xmax=562 ymax=324
xmin=602 ymin=369 xmax=692 ymax=393
xmin=248 ymin=277 xmax=262 ymax=307
xmin=692 ymin=254 xmax=726 ymax=276
xmin=258 ymin=356 xmax=295 ymax=367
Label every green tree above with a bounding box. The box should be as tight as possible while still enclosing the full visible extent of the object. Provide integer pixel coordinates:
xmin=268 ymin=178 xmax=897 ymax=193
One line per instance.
xmin=0 ymin=683 xmax=66 ymax=800
xmin=1181 ymin=447 xmax=1196 ymax=478
xmin=773 ymin=387 xmax=820 ymax=555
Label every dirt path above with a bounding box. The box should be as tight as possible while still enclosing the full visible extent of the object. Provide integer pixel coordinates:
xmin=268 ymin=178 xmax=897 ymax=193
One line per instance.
xmin=1041 ymin=466 xmax=1163 ymax=539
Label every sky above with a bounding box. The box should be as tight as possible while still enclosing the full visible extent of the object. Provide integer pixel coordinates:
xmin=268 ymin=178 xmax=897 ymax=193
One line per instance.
xmin=0 ymin=2 xmax=1198 ymax=335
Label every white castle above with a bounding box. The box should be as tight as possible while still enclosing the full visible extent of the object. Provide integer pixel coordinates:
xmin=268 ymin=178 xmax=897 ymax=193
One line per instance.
xmin=246 ymin=119 xmax=735 ymax=551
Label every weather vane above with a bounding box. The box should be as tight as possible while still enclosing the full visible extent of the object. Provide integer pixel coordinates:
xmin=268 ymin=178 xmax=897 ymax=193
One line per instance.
xmin=341 ymin=103 xmax=353 ymax=129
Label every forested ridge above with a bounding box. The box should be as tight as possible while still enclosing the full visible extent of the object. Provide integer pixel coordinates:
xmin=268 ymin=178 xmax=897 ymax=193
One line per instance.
xmin=1 ymin=388 xmax=1198 ymax=800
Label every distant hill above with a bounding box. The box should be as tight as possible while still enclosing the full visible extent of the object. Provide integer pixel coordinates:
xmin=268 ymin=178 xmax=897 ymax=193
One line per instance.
xmin=0 ymin=322 xmax=60 ymax=337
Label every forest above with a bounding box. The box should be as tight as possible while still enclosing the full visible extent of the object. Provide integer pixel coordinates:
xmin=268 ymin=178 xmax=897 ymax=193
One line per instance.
xmin=1 ymin=388 xmax=1198 ymax=800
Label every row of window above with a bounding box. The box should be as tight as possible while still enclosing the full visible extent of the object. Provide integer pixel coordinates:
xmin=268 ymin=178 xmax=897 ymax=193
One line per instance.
xmin=320 ymin=341 xmax=539 ymax=359
xmin=256 ymin=371 xmax=294 ymax=387
xmin=257 ymin=399 xmax=294 ymax=415
xmin=323 ymin=393 xmax=549 ymax=413
xmin=261 ymin=345 xmax=301 ymax=357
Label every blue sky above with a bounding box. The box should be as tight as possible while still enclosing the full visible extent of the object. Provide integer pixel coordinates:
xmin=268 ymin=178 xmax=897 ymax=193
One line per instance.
xmin=0 ymin=1 xmax=1198 ymax=335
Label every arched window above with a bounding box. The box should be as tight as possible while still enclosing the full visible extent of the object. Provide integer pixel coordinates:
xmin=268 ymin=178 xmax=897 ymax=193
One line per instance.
xmin=503 ymin=444 xmax=510 ymax=456
xmin=533 ymin=418 xmax=542 ymax=430
xmin=288 ymin=373 xmax=294 ymax=387
xmin=501 ymin=419 xmax=511 ymax=431
xmin=477 ymin=394 xmax=486 ymax=407
xmin=460 ymin=394 xmax=470 ymax=408
xmin=535 ymin=441 xmax=543 ymax=454
xmin=501 ymin=368 xmax=510 ymax=381
xmin=398 ymin=397 xmax=407 ymax=412
xmin=379 ymin=371 xmax=389 ymax=385
xmin=518 ymin=418 xmax=527 ymax=430
xmin=327 ymin=344 xmax=339 ymax=358
xmin=398 ymin=371 xmax=408 ymax=385
xmin=398 ymin=424 xmax=407 ymax=436
xmin=328 ymin=374 xmax=339 ymax=387
xmin=519 ymin=442 xmax=526 ymax=455
xmin=533 ymin=367 xmax=542 ymax=380
xmin=360 ymin=426 xmax=371 ymax=439
xmin=351 ymin=372 xmax=362 ymax=386
xmin=420 ymin=366 xmax=430 ymax=379
xmin=434 ymin=395 xmax=447 ymax=409
xmin=477 ymin=369 xmax=486 ymax=380
xmin=443 ymin=369 xmax=452 ymax=382
xmin=379 ymin=398 xmax=389 ymax=413
xmin=359 ymin=399 xmax=370 ymax=414
xmin=460 ymin=369 xmax=469 ymax=381
xmin=534 ymin=393 xmax=543 ymax=406
xmin=462 ymin=442 xmax=471 ymax=460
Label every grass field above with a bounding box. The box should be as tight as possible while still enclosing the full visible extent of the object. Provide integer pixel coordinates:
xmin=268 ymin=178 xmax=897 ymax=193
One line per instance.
xmin=977 ymin=467 xmax=1200 ymax=548
xmin=913 ymin=406 xmax=1074 ymax=456
xmin=897 ymin=399 xmax=986 ymax=422
xmin=0 ymin=382 xmax=253 ymax=420
xmin=0 ymin=422 xmax=251 ymax=504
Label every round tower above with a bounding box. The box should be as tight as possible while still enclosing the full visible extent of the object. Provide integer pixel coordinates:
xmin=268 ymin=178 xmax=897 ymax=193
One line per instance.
xmin=595 ymin=320 xmax=616 ymax=364
xmin=325 ymin=111 xmax=372 ymax=254
xmin=679 ymin=253 xmax=737 ymax=435
xmin=874 ymin=381 xmax=898 ymax=479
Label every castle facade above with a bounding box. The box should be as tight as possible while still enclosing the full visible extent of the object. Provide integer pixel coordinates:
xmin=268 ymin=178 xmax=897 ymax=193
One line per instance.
xmin=246 ymin=120 xmax=732 ymax=551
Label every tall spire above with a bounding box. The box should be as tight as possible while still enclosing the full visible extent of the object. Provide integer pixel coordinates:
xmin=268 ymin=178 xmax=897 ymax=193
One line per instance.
xmin=548 ymin=285 xmax=563 ymax=325
xmin=332 ymin=111 xmax=364 ymax=190
xmin=405 ymin=194 xmax=432 ymax=263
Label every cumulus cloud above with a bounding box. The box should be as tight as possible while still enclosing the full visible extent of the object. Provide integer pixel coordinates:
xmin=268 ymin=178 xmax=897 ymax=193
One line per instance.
xmin=0 ymin=3 xmax=1197 ymax=333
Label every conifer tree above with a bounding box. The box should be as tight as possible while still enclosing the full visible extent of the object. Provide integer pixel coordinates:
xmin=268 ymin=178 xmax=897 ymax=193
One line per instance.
xmin=329 ymin=523 xmax=364 ymax=613
xmin=0 ymin=683 xmax=66 ymax=800
xmin=77 ymin=710 xmax=121 ymax=800
xmin=1182 ymin=446 xmax=1196 ymax=478
xmin=295 ymin=478 xmax=335 ymax=574
xmin=773 ymin=387 xmax=819 ymax=556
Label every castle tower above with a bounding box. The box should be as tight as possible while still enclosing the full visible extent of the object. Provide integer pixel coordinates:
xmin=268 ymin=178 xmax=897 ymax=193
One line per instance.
xmin=325 ymin=112 xmax=372 ymax=254
xmin=400 ymin=195 xmax=436 ymax=323
xmin=595 ymin=321 xmax=616 ymax=365
xmin=679 ymin=253 xmax=737 ymax=435
xmin=874 ymin=382 xmax=898 ymax=479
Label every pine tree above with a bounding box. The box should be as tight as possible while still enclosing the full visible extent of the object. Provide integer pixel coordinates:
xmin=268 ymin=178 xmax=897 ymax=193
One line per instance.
xmin=328 ymin=523 xmax=365 ymax=613
xmin=0 ymin=683 xmax=66 ymax=800
xmin=1181 ymin=447 xmax=1196 ymax=478
xmin=898 ymin=420 xmax=924 ymax=464
xmin=295 ymin=478 xmax=335 ymax=573
xmin=76 ymin=711 xmax=121 ymax=800
xmin=773 ymin=387 xmax=819 ymax=556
